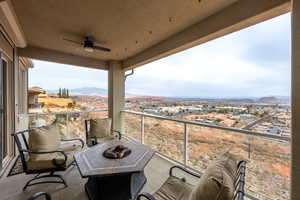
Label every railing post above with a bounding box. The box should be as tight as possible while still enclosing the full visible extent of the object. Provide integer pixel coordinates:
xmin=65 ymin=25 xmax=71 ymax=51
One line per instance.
xmin=248 ymin=143 xmax=251 ymax=159
xmin=184 ymin=123 xmax=188 ymax=165
xmin=141 ymin=115 xmax=145 ymax=144
xmin=66 ymin=114 xmax=69 ymax=137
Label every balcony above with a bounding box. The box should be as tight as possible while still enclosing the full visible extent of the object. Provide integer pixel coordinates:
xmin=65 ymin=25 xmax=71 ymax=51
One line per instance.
xmin=0 ymin=151 xmax=195 ymax=200
xmin=0 ymin=110 xmax=289 ymax=200
xmin=0 ymin=0 xmax=298 ymax=199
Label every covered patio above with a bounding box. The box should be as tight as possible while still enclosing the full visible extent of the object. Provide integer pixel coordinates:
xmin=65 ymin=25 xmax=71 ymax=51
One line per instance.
xmin=1 ymin=155 xmax=198 ymax=200
xmin=0 ymin=0 xmax=298 ymax=199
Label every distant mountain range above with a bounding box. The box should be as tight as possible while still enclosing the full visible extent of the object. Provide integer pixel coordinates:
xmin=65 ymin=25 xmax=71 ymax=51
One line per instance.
xmin=47 ymin=87 xmax=290 ymax=104
xmin=48 ymin=87 xmax=108 ymax=96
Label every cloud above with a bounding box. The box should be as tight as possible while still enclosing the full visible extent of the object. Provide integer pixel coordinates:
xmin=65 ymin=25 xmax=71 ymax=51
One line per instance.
xmin=126 ymin=13 xmax=291 ymax=97
xmin=29 ymin=60 xmax=108 ymax=90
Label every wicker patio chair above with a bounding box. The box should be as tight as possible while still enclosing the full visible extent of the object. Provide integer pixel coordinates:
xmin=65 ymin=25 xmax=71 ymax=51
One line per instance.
xmin=85 ymin=118 xmax=121 ymax=146
xmin=11 ymin=122 xmax=84 ymax=190
xmin=27 ymin=192 xmax=51 ymax=200
xmin=137 ymin=153 xmax=246 ymax=200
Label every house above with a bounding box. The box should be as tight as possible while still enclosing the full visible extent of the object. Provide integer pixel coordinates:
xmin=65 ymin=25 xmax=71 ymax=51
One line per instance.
xmin=28 ymin=86 xmax=46 ymax=109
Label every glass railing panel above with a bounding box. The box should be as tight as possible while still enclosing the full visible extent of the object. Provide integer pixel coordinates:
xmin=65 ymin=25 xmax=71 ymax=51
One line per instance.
xmin=29 ymin=113 xmax=57 ymax=128
xmin=66 ymin=111 xmax=108 ymax=139
xmin=247 ymin=136 xmax=290 ymax=200
xmin=144 ymin=116 xmax=184 ymax=162
xmin=86 ymin=111 xmax=108 ymax=119
xmin=66 ymin=112 xmax=88 ymax=139
xmin=28 ymin=111 xmax=108 ymax=140
xmin=187 ymin=124 xmax=249 ymax=170
xmin=122 ymin=112 xmax=142 ymax=142
xmin=187 ymin=123 xmax=290 ymax=200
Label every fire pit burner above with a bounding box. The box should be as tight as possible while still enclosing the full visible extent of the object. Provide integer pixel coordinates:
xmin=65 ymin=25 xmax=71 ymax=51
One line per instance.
xmin=103 ymin=145 xmax=131 ymax=159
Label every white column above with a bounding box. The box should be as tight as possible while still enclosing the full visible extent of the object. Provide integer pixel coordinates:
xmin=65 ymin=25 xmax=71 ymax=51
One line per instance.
xmin=108 ymin=61 xmax=125 ymax=132
xmin=291 ymin=0 xmax=300 ymax=199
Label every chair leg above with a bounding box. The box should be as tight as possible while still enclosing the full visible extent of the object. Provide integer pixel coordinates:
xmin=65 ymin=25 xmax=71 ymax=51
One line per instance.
xmin=23 ymin=172 xmax=68 ymax=191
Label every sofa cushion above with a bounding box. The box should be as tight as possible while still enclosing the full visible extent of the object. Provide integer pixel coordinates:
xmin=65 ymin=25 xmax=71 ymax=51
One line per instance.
xmin=189 ymin=152 xmax=238 ymax=200
xmin=90 ymin=118 xmax=112 ymax=138
xmin=29 ymin=123 xmax=61 ymax=152
xmin=154 ymin=176 xmax=194 ymax=200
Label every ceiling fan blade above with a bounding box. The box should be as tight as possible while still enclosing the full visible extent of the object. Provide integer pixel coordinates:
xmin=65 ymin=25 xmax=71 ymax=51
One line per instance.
xmin=93 ymin=45 xmax=111 ymax=52
xmin=63 ymin=38 xmax=82 ymax=45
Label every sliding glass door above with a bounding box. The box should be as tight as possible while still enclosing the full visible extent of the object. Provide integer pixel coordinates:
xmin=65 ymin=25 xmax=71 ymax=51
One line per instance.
xmin=0 ymin=58 xmax=4 ymax=171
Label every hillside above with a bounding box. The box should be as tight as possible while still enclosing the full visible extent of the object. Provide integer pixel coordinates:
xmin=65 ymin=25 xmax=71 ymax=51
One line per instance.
xmin=47 ymin=87 xmax=290 ymax=104
xmin=48 ymin=87 xmax=108 ymax=96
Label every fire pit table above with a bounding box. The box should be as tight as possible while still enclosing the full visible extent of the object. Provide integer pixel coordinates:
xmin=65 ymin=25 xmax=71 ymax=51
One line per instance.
xmin=74 ymin=140 xmax=155 ymax=200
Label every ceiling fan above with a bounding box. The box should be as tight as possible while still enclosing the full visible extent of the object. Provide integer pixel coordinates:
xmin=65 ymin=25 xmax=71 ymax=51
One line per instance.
xmin=63 ymin=36 xmax=111 ymax=53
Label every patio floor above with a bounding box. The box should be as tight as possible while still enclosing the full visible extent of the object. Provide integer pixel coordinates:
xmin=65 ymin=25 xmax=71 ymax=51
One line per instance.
xmin=0 ymin=154 xmax=199 ymax=200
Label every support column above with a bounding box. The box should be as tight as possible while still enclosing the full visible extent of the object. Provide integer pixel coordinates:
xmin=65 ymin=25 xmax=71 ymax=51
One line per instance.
xmin=108 ymin=61 xmax=125 ymax=132
xmin=291 ymin=0 xmax=300 ymax=199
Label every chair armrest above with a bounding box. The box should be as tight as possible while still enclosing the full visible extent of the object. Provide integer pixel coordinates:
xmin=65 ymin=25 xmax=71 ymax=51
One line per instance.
xmin=27 ymin=192 xmax=51 ymax=200
xmin=22 ymin=149 xmax=68 ymax=167
xmin=169 ymin=165 xmax=201 ymax=179
xmin=137 ymin=192 xmax=156 ymax=200
xmin=112 ymin=129 xmax=122 ymax=140
xmin=235 ymin=160 xmax=247 ymax=200
xmin=61 ymin=138 xmax=84 ymax=149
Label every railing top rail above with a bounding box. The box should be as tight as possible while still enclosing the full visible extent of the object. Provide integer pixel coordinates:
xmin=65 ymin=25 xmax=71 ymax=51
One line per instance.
xmin=122 ymin=110 xmax=290 ymax=142
xmin=28 ymin=109 xmax=108 ymax=116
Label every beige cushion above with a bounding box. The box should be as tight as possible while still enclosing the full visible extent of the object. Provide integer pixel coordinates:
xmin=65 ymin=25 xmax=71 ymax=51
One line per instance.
xmin=27 ymin=142 xmax=82 ymax=171
xmin=96 ymin=136 xmax=115 ymax=143
xmin=29 ymin=123 xmax=60 ymax=152
xmin=90 ymin=118 xmax=112 ymax=138
xmin=86 ymin=135 xmax=116 ymax=147
xmin=27 ymin=152 xmax=68 ymax=170
xmin=154 ymin=176 xmax=194 ymax=200
xmin=189 ymin=152 xmax=238 ymax=200
xmin=60 ymin=140 xmax=83 ymax=151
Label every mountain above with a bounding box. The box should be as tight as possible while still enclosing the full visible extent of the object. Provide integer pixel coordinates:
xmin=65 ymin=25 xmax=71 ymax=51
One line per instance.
xmin=48 ymin=87 xmax=108 ymax=96
xmin=257 ymin=96 xmax=290 ymax=104
xmin=47 ymin=87 xmax=290 ymax=104
xmin=70 ymin=87 xmax=107 ymax=95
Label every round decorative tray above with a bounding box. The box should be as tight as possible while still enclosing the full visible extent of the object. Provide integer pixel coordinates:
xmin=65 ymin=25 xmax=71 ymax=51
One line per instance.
xmin=103 ymin=145 xmax=132 ymax=159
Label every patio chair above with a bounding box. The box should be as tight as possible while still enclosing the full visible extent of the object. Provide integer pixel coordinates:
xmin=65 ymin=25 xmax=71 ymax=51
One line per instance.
xmin=11 ymin=121 xmax=84 ymax=191
xmin=137 ymin=153 xmax=246 ymax=200
xmin=27 ymin=192 xmax=51 ymax=200
xmin=85 ymin=118 xmax=121 ymax=146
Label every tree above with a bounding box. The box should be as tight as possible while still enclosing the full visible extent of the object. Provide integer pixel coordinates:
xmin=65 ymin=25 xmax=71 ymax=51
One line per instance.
xmin=58 ymin=88 xmax=62 ymax=98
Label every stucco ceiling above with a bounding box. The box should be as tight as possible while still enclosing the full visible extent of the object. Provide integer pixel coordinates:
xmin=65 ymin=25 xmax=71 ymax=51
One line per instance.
xmin=11 ymin=0 xmax=238 ymax=62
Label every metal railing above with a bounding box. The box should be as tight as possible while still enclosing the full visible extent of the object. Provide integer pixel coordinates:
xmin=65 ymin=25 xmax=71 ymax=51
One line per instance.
xmin=28 ymin=109 xmax=108 ymax=136
xmin=28 ymin=109 xmax=108 ymax=117
xmin=122 ymin=110 xmax=290 ymax=165
xmin=122 ymin=110 xmax=291 ymax=200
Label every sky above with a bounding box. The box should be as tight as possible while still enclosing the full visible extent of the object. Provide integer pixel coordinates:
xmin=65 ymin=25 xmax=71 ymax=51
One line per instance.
xmin=29 ymin=13 xmax=291 ymax=98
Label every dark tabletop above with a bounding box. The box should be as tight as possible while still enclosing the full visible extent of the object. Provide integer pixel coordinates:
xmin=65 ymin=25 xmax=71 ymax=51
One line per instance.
xmin=74 ymin=140 xmax=155 ymax=178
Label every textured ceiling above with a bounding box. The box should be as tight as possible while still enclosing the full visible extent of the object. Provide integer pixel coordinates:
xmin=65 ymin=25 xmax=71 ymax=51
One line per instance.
xmin=11 ymin=0 xmax=238 ymax=62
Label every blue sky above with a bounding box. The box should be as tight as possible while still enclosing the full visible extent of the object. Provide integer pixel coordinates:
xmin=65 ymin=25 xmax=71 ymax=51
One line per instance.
xmin=29 ymin=13 xmax=291 ymax=98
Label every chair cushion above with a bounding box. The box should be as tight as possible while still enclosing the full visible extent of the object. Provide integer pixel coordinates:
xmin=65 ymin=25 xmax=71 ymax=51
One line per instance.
xmin=86 ymin=135 xmax=116 ymax=147
xmin=90 ymin=118 xmax=112 ymax=138
xmin=154 ymin=176 xmax=194 ymax=200
xmin=27 ymin=142 xmax=82 ymax=171
xmin=29 ymin=123 xmax=60 ymax=152
xmin=27 ymin=152 xmax=68 ymax=171
xmin=59 ymin=140 xmax=83 ymax=152
xmin=96 ymin=136 xmax=116 ymax=143
xmin=189 ymin=152 xmax=238 ymax=200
